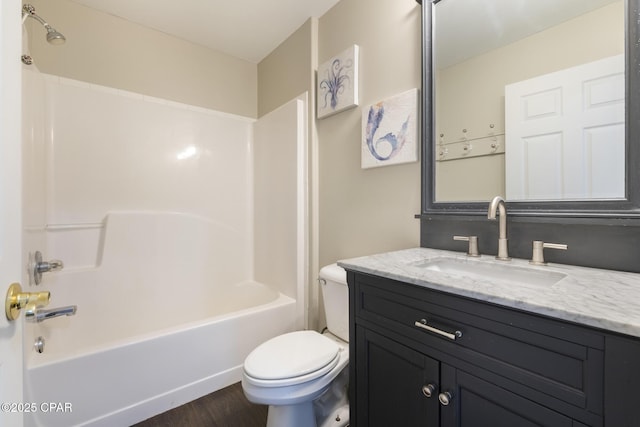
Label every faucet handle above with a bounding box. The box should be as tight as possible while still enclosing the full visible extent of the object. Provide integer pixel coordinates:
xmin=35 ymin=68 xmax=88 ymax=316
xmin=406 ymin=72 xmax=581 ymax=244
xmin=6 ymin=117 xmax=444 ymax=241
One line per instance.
xmin=25 ymin=304 xmax=77 ymax=323
xmin=32 ymin=251 xmax=64 ymax=285
xmin=529 ymin=241 xmax=567 ymax=265
xmin=453 ymin=235 xmax=480 ymax=257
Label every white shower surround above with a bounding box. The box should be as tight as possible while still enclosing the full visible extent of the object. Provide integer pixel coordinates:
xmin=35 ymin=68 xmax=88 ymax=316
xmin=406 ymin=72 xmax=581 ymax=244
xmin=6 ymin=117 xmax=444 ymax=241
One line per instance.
xmin=41 ymin=73 xmax=255 ymax=269
xmin=22 ymin=71 xmax=307 ymax=426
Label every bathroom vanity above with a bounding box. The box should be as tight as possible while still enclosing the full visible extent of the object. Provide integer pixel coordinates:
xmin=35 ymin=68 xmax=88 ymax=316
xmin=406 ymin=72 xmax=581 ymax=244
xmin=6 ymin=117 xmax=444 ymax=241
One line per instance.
xmin=339 ymin=248 xmax=640 ymax=427
xmin=343 ymin=2 xmax=640 ymax=423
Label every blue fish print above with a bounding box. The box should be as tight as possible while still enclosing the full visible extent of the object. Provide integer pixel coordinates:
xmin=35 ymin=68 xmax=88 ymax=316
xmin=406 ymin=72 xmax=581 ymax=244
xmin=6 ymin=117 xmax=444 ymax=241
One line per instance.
xmin=365 ymin=102 xmax=410 ymax=161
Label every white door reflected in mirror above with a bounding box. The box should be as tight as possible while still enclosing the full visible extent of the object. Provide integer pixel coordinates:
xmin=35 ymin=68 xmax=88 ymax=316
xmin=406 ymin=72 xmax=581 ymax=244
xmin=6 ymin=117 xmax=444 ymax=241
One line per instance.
xmin=505 ymin=55 xmax=625 ymax=201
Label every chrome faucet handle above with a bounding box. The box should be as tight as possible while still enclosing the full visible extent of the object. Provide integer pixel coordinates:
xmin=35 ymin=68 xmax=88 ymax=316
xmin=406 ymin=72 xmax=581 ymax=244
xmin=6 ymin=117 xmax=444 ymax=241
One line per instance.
xmin=32 ymin=251 xmax=64 ymax=285
xmin=529 ymin=241 xmax=567 ymax=266
xmin=36 ymin=259 xmax=64 ymax=273
xmin=453 ymin=235 xmax=480 ymax=257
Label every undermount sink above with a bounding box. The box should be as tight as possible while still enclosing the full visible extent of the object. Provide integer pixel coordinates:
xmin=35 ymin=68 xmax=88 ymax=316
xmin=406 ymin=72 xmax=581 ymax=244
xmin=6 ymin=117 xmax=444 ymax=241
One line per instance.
xmin=412 ymin=257 xmax=567 ymax=287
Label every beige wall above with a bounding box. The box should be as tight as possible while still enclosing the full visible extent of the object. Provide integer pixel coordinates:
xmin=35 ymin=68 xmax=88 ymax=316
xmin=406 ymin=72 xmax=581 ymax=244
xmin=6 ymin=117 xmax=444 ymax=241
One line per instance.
xmin=27 ymin=0 xmax=424 ymax=328
xmin=317 ymin=0 xmax=422 ymax=267
xmin=258 ymin=0 xmax=423 ymax=268
xmin=26 ymin=0 xmax=257 ymax=118
xmin=258 ymin=19 xmax=317 ymax=118
xmin=256 ymin=0 xmax=422 ymax=328
xmin=436 ymin=1 xmax=624 ymax=201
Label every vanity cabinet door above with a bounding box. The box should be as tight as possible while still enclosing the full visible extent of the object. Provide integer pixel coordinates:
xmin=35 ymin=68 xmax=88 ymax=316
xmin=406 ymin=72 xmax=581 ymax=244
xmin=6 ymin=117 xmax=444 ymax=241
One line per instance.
xmin=356 ymin=325 xmax=440 ymax=427
xmin=355 ymin=324 xmax=577 ymax=427
xmin=439 ymin=364 xmax=574 ymax=427
xmin=352 ymin=271 xmax=604 ymax=419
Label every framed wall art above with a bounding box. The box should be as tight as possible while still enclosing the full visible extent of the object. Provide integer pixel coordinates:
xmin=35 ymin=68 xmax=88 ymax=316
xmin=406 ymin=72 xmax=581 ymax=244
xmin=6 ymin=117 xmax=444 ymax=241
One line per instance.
xmin=317 ymin=45 xmax=359 ymax=119
xmin=361 ymin=88 xmax=419 ymax=169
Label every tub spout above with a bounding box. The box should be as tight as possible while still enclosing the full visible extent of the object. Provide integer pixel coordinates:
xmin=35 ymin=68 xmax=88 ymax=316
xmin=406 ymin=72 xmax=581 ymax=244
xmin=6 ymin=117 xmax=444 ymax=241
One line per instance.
xmin=25 ymin=305 xmax=77 ymax=323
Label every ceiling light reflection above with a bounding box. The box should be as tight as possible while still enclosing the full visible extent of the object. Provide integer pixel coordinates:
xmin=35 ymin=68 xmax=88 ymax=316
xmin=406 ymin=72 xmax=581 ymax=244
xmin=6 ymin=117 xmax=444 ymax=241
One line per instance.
xmin=176 ymin=145 xmax=198 ymax=160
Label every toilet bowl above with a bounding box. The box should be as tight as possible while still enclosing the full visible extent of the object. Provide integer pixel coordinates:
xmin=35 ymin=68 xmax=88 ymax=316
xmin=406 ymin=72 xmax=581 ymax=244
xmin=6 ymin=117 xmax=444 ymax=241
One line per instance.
xmin=242 ymin=264 xmax=349 ymax=427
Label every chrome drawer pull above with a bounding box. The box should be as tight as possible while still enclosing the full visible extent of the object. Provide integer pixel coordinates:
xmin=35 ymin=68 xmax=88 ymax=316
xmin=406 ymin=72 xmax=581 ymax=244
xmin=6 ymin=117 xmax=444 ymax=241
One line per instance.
xmin=414 ymin=319 xmax=462 ymax=340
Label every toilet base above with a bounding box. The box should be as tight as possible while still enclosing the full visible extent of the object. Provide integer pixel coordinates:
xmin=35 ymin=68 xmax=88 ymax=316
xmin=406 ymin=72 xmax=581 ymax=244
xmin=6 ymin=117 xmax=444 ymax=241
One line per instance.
xmin=317 ymin=404 xmax=349 ymax=427
xmin=314 ymin=365 xmax=349 ymax=427
xmin=266 ymin=402 xmax=316 ymax=427
xmin=260 ymin=366 xmax=350 ymax=427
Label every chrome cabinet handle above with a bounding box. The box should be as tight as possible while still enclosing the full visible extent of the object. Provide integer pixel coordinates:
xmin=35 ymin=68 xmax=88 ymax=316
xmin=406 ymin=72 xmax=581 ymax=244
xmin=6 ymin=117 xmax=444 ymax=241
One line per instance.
xmin=439 ymin=391 xmax=453 ymax=406
xmin=422 ymin=383 xmax=437 ymax=398
xmin=414 ymin=319 xmax=462 ymax=340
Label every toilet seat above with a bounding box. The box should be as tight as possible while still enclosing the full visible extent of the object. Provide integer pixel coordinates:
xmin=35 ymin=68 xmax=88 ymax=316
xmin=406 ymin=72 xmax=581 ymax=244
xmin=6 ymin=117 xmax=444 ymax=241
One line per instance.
xmin=244 ymin=331 xmax=341 ymax=387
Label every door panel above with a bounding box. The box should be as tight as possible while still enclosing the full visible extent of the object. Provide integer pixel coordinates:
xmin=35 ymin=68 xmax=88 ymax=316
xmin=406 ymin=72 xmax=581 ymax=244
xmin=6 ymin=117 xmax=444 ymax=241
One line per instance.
xmin=441 ymin=365 xmax=573 ymax=427
xmin=356 ymin=326 xmax=439 ymax=427
xmin=505 ymin=54 xmax=624 ymax=200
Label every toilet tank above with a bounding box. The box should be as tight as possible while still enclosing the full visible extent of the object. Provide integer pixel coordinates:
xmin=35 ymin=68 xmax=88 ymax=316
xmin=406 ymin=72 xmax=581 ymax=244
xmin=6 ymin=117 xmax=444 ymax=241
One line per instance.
xmin=319 ymin=263 xmax=349 ymax=342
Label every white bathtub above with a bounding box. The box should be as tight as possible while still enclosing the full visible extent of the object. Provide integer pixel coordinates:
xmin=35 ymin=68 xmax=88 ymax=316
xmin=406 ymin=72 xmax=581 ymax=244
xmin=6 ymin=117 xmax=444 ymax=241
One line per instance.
xmin=23 ymin=212 xmax=300 ymax=427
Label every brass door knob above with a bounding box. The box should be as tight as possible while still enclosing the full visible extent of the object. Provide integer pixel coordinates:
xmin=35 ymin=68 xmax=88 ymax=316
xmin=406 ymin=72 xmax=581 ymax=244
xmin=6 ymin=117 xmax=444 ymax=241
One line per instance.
xmin=5 ymin=283 xmax=50 ymax=320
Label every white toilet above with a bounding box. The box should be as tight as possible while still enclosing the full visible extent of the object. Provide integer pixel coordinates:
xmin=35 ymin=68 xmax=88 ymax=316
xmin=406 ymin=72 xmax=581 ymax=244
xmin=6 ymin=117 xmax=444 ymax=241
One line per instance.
xmin=242 ymin=264 xmax=349 ymax=427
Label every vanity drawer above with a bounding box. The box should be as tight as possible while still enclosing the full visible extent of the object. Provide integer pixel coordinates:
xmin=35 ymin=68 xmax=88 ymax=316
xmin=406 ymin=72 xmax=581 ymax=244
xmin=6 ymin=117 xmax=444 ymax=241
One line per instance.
xmin=352 ymin=272 xmax=605 ymax=419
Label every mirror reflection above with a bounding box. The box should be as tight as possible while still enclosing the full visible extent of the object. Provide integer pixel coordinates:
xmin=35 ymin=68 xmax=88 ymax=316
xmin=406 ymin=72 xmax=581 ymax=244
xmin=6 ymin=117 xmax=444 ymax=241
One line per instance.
xmin=433 ymin=0 xmax=625 ymax=202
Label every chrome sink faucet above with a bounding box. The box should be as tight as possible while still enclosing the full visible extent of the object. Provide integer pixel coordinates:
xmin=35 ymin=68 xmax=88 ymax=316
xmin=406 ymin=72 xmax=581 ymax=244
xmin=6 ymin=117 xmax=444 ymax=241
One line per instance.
xmin=487 ymin=196 xmax=510 ymax=260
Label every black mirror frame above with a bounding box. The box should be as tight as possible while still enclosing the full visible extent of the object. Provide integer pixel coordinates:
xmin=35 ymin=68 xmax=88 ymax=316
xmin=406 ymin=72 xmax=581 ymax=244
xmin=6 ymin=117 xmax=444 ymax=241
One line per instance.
xmin=419 ymin=0 xmax=640 ymax=219
xmin=417 ymin=0 xmax=640 ymax=273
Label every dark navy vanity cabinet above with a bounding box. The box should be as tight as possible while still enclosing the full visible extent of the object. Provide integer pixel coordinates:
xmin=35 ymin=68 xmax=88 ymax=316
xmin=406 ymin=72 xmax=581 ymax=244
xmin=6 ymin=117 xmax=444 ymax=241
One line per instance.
xmin=347 ymin=270 xmax=640 ymax=427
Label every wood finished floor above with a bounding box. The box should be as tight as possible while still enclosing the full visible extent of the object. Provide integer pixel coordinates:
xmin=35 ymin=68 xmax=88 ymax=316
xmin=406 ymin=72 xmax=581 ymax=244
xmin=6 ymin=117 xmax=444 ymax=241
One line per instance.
xmin=132 ymin=382 xmax=267 ymax=427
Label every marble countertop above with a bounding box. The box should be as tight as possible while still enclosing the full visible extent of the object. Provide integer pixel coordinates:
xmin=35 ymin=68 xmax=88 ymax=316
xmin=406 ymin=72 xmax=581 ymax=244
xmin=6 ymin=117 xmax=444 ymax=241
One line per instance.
xmin=338 ymin=248 xmax=640 ymax=338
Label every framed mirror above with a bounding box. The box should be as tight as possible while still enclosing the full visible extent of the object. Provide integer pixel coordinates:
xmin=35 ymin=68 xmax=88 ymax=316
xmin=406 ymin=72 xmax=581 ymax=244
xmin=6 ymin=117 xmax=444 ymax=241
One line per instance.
xmin=420 ymin=0 xmax=640 ymax=218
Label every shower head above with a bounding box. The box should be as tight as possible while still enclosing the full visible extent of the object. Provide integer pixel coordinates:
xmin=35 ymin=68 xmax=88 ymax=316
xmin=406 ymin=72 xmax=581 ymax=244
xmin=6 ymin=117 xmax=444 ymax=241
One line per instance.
xmin=22 ymin=4 xmax=66 ymax=45
xmin=45 ymin=26 xmax=66 ymax=45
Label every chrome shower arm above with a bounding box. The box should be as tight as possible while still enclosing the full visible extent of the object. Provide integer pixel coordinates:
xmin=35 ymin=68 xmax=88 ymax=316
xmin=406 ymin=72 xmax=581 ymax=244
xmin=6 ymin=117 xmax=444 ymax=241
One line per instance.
xmin=22 ymin=3 xmax=66 ymax=46
xmin=23 ymin=5 xmax=45 ymax=23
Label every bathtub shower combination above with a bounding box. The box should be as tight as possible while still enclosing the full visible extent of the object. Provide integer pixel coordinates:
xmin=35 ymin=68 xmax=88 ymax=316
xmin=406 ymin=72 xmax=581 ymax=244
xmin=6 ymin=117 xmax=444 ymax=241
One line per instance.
xmin=22 ymin=71 xmax=307 ymax=426
xmin=25 ymin=212 xmax=298 ymax=427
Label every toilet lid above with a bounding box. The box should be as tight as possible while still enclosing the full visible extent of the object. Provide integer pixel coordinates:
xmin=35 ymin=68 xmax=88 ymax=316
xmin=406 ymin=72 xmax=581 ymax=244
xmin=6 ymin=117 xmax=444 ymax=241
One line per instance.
xmin=244 ymin=331 xmax=340 ymax=386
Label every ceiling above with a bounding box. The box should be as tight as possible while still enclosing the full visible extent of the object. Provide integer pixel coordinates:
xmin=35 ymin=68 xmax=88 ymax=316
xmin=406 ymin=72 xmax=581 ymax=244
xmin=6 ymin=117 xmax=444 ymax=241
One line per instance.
xmin=70 ymin=0 xmax=342 ymax=63
xmin=435 ymin=0 xmax=620 ymax=69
